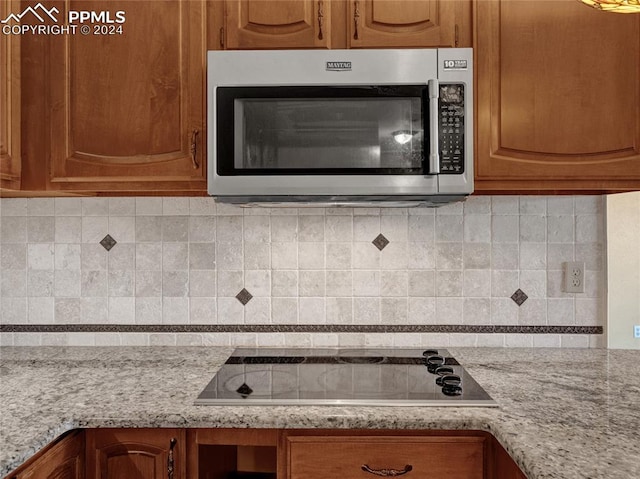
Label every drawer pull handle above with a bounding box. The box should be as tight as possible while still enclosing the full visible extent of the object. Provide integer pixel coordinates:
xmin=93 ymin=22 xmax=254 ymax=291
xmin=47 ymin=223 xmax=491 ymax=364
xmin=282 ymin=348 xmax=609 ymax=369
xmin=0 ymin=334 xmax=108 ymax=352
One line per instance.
xmin=361 ymin=465 xmax=413 ymax=477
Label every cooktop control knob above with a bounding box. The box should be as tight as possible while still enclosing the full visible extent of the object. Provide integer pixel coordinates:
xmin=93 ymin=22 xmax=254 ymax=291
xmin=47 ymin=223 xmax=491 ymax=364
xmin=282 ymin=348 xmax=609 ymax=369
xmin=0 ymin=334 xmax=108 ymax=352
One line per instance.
xmin=425 ymin=355 xmax=445 ymax=373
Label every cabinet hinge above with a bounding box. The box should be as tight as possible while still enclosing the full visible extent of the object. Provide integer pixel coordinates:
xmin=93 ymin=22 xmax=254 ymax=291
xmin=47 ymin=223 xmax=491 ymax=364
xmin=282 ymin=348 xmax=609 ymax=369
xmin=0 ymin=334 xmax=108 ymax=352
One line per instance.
xmin=220 ymin=27 xmax=224 ymax=48
xmin=455 ymin=24 xmax=459 ymax=47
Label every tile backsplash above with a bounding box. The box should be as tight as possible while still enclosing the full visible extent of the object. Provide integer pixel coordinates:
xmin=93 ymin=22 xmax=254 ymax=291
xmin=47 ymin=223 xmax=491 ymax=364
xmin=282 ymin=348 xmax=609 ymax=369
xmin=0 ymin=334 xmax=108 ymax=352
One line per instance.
xmin=0 ymin=196 xmax=604 ymax=347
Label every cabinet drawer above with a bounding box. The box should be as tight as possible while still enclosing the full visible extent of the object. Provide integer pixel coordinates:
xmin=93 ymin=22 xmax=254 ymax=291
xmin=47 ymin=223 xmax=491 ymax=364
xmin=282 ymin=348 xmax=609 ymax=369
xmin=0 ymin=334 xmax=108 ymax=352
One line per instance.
xmin=286 ymin=436 xmax=484 ymax=479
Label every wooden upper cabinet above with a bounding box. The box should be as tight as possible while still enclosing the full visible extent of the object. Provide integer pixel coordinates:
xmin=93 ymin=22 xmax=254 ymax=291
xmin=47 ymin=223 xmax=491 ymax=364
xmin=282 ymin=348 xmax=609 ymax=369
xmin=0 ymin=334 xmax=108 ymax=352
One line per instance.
xmin=86 ymin=429 xmax=185 ymax=479
xmin=218 ymin=0 xmax=471 ymax=50
xmin=46 ymin=0 xmax=206 ymax=193
xmin=224 ymin=0 xmax=331 ymax=49
xmin=0 ymin=0 xmax=20 ymax=191
xmin=13 ymin=431 xmax=84 ymax=479
xmin=475 ymin=0 xmax=640 ymax=192
xmin=348 ymin=0 xmax=471 ymax=48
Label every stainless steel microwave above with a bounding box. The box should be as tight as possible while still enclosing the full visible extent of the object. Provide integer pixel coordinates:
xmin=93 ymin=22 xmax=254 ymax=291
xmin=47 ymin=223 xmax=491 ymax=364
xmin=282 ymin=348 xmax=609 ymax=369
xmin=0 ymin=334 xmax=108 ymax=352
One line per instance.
xmin=207 ymin=48 xmax=473 ymax=207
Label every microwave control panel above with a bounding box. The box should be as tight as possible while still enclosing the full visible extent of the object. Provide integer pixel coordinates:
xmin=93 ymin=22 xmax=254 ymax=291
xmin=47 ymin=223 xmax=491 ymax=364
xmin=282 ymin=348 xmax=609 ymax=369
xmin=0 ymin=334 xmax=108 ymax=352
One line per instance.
xmin=438 ymin=84 xmax=465 ymax=174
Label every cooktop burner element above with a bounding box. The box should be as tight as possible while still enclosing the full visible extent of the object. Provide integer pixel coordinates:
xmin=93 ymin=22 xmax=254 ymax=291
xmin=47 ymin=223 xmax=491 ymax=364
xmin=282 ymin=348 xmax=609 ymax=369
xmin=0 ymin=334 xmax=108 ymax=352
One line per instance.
xmin=195 ymin=348 xmax=497 ymax=407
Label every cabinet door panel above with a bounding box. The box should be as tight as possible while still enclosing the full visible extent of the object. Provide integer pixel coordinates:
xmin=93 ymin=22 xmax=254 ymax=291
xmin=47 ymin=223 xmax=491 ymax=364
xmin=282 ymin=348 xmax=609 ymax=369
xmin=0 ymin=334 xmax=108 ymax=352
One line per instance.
xmin=475 ymin=0 xmax=640 ymax=191
xmin=0 ymin=0 xmax=20 ymax=191
xmin=87 ymin=429 xmax=185 ymax=479
xmin=225 ymin=0 xmax=330 ymax=49
xmin=349 ymin=0 xmax=469 ymax=48
xmin=48 ymin=0 xmax=205 ymax=193
xmin=101 ymin=445 xmax=162 ymax=478
xmin=15 ymin=431 xmax=84 ymax=479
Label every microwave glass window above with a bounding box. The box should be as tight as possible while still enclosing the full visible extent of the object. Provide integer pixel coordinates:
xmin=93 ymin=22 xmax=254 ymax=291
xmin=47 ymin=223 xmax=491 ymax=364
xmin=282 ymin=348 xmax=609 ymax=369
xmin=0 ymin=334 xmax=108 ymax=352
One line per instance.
xmin=234 ymin=97 xmax=423 ymax=171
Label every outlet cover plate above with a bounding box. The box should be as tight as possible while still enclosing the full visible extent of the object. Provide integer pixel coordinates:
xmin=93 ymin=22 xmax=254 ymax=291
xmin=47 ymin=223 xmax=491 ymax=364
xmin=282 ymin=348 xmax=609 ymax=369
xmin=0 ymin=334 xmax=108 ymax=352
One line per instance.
xmin=563 ymin=261 xmax=585 ymax=293
xmin=634 ymin=325 xmax=640 ymax=339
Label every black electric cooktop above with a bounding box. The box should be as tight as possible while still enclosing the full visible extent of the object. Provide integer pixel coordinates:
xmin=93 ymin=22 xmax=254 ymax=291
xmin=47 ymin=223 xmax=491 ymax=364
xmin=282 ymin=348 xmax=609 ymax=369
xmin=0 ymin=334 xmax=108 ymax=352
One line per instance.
xmin=194 ymin=348 xmax=497 ymax=407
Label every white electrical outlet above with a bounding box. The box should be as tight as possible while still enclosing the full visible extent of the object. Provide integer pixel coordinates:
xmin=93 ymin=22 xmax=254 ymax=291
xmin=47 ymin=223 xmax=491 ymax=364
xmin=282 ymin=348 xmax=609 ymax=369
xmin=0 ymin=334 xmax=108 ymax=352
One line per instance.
xmin=563 ymin=261 xmax=585 ymax=293
xmin=634 ymin=325 xmax=640 ymax=339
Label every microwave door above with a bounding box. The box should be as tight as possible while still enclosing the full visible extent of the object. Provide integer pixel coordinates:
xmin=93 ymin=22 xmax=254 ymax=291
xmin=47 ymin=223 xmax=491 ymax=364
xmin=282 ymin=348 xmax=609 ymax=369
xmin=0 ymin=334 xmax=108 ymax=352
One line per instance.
xmin=221 ymin=86 xmax=429 ymax=176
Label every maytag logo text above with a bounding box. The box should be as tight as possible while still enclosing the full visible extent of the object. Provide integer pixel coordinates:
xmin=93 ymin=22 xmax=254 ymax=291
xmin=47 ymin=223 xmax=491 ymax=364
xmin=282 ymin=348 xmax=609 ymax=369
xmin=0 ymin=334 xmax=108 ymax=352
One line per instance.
xmin=326 ymin=61 xmax=352 ymax=72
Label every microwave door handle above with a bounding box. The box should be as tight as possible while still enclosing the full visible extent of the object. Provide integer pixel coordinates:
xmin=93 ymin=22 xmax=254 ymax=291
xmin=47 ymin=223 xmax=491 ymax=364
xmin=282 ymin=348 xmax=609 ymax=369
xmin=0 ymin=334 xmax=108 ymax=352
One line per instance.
xmin=427 ymin=79 xmax=440 ymax=175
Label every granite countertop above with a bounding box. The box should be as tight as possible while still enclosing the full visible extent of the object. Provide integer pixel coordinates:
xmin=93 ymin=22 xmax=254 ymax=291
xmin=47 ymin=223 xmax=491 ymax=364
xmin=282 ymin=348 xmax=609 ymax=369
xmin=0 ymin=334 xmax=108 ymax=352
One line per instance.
xmin=0 ymin=347 xmax=638 ymax=479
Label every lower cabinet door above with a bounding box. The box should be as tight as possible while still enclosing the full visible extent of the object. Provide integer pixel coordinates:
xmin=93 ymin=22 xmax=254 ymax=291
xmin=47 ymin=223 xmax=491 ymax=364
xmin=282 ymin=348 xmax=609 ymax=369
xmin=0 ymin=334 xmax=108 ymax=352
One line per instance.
xmin=86 ymin=429 xmax=185 ymax=479
xmin=14 ymin=431 xmax=84 ymax=479
xmin=286 ymin=435 xmax=485 ymax=479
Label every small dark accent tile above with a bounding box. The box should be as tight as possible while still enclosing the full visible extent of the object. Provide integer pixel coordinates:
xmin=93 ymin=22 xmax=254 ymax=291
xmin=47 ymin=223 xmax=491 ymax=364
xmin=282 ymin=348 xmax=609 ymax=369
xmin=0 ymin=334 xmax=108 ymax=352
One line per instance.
xmin=511 ymin=288 xmax=528 ymax=306
xmin=235 ymin=288 xmax=253 ymax=306
xmin=372 ymin=233 xmax=390 ymax=251
xmin=100 ymin=234 xmax=117 ymax=251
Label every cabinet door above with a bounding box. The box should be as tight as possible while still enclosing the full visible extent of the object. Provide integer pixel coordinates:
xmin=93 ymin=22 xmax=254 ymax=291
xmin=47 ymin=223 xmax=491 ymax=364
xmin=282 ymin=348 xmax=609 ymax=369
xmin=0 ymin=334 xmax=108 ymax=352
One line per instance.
xmin=348 ymin=0 xmax=471 ymax=48
xmin=46 ymin=0 xmax=205 ymax=193
xmin=14 ymin=431 xmax=84 ymax=479
xmin=475 ymin=0 xmax=640 ymax=192
xmin=0 ymin=0 xmax=20 ymax=191
xmin=86 ymin=429 xmax=185 ymax=479
xmin=286 ymin=435 xmax=484 ymax=479
xmin=224 ymin=0 xmax=330 ymax=49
